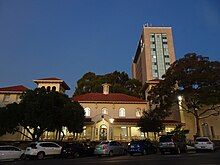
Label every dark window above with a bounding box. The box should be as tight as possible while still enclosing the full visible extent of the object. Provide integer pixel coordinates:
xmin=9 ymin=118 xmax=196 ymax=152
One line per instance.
xmin=100 ymin=142 xmax=109 ymax=145
xmin=9 ymin=147 xmax=20 ymax=151
xmin=40 ymin=143 xmax=59 ymax=148
xmin=28 ymin=143 xmax=37 ymax=149
xmin=159 ymin=136 xmax=172 ymax=142
xmin=196 ymin=138 xmax=210 ymax=142
xmin=0 ymin=147 xmax=7 ymax=151
xmin=109 ymin=141 xmax=117 ymax=146
xmin=164 ymin=55 xmax=169 ymax=58
xmin=52 ymin=86 xmax=56 ymax=91
xmin=40 ymin=143 xmax=49 ymax=147
xmin=163 ymin=42 xmax=167 ymax=44
xmin=46 ymin=86 xmax=51 ymax=92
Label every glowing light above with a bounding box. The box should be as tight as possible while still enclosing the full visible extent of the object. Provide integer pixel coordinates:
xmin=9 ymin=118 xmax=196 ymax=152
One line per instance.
xmin=109 ymin=118 xmax=114 ymax=124
xmin=178 ymin=96 xmax=183 ymax=101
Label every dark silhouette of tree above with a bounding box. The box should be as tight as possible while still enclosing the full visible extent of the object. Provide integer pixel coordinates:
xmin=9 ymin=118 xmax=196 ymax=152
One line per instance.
xmin=147 ymin=53 xmax=220 ymax=136
xmin=138 ymin=109 xmax=165 ymax=139
xmin=74 ymin=71 xmax=144 ymax=98
xmin=0 ymin=88 xmax=85 ymax=141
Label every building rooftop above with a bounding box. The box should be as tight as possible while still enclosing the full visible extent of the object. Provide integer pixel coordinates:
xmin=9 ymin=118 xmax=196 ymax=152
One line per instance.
xmin=72 ymin=93 xmax=146 ymax=103
xmin=33 ymin=77 xmax=70 ymax=90
xmin=0 ymin=85 xmax=28 ymax=93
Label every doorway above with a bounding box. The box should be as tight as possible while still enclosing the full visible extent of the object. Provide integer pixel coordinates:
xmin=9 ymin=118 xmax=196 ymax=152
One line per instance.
xmin=99 ymin=124 xmax=107 ymax=140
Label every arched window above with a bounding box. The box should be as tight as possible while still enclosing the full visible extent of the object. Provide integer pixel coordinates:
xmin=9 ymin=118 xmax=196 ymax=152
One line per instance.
xmin=52 ymin=86 xmax=56 ymax=91
xmin=46 ymin=86 xmax=51 ymax=92
xmin=101 ymin=107 xmax=108 ymax=115
xmin=136 ymin=108 xmax=142 ymax=117
xmin=84 ymin=107 xmax=90 ymax=117
xmin=119 ymin=108 xmax=126 ymax=117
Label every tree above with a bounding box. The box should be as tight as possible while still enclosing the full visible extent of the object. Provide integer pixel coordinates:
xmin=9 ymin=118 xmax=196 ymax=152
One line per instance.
xmin=74 ymin=71 xmax=144 ymax=98
xmin=148 ymin=53 xmax=220 ymax=136
xmin=168 ymin=124 xmax=189 ymax=140
xmin=138 ymin=109 xmax=165 ymax=139
xmin=0 ymin=88 xmax=85 ymax=141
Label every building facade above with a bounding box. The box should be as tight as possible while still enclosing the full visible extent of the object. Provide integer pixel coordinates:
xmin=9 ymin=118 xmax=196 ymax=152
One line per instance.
xmin=0 ymin=78 xmax=70 ymax=141
xmin=0 ymin=85 xmax=28 ymax=140
xmin=132 ymin=25 xmax=176 ymax=84
xmin=72 ymin=83 xmax=181 ymax=141
xmin=131 ymin=25 xmax=220 ymax=140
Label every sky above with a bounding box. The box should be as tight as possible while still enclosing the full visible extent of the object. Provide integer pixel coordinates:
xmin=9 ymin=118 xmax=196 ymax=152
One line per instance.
xmin=0 ymin=0 xmax=220 ymax=96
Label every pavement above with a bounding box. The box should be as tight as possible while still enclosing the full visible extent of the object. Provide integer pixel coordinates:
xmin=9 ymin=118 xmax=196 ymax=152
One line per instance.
xmin=1 ymin=149 xmax=220 ymax=165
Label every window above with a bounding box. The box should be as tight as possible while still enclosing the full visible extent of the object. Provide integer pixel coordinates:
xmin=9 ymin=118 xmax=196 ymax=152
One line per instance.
xmin=151 ymin=41 xmax=155 ymax=44
xmin=3 ymin=94 xmax=10 ymax=102
xmin=101 ymin=107 xmax=108 ymax=115
xmin=119 ymin=108 xmax=126 ymax=117
xmin=165 ymin=62 xmax=170 ymax=65
xmin=164 ymin=55 xmax=169 ymax=58
xmin=84 ymin=107 xmax=91 ymax=117
xmin=46 ymin=86 xmax=51 ymax=92
xmin=136 ymin=108 xmax=142 ymax=117
xmin=52 ymin=86 xmax=56 ymax=91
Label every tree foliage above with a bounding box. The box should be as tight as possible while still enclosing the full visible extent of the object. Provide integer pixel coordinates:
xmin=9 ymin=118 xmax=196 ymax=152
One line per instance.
xmin=138 ymin=109 xmax=165 ymax=139
xmin=147 ymin=53 xmax=220 ymax=136
xmin=168 ymin=124 xmax=189 ymax=140
xmin=74 ymin=71 xmax=144 ymax=98
xmin=0 ymin=88 xmax=85 ymax=141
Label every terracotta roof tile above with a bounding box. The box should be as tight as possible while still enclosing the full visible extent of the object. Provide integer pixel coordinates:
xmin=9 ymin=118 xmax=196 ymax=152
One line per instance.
xmin=35 ymin=77 xmax=62 ymax=80
xmin=0 ymin=85 xmax=28 ymax=93
xmin=72 ymin=93 xmax=146 ymax=103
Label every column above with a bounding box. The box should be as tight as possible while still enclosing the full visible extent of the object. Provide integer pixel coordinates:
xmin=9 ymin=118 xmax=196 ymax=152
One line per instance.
xmin=126 ymin=127 xmax=129 ymax=141
xmin=129 ymin=127 xmax=132 ymax=140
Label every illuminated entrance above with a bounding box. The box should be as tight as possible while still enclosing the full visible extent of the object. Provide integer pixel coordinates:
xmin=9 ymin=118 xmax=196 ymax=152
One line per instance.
xmin=99 ymin=124 xmax=107 ymax=140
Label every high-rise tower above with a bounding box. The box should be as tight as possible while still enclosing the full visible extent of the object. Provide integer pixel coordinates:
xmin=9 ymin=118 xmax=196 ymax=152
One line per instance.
xmin=132 ymin=25 xmax=176 ymax=84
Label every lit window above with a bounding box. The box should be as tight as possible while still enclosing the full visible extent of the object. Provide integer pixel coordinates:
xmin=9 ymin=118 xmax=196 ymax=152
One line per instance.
xmin=3 ymin=94 xmax=10 ymax=102
xmin=136 ymin=108 xmax=142 ymax=117
xmin=101 ymin=107 xmax=108 ymax=115
xmin=84 ymin=107 xmax=91 ymax=117
xmin=119 ymin=108 xmax=126 ymax=117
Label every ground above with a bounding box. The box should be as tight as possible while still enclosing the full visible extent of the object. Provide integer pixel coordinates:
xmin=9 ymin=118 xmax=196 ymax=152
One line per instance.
xmin=2 ymin=150 xmax=220 ymax=165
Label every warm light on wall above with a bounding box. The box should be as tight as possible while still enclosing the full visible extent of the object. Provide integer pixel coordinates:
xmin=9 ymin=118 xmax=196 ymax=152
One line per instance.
xmin=109 ymin=118 xmax=114 ymax=124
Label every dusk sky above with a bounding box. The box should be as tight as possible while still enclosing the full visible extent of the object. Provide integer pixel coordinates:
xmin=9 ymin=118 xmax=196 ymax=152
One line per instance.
xmin=0 ymin=0 xmax=220 ymax=96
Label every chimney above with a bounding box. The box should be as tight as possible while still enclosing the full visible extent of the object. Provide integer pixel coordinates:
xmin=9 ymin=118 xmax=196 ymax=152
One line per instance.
xmin=102 ymin=83 xmax=111 ymax=95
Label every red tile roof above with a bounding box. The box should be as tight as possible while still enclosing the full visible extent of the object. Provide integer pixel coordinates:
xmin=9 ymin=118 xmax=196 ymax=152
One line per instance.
xmin=0 ymin=85 xmax=28 ymax=93
xmin=72 ymin=93 xmax=146 ymax=103
xmin=35 ymin=77 xmax=62 ymax=80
